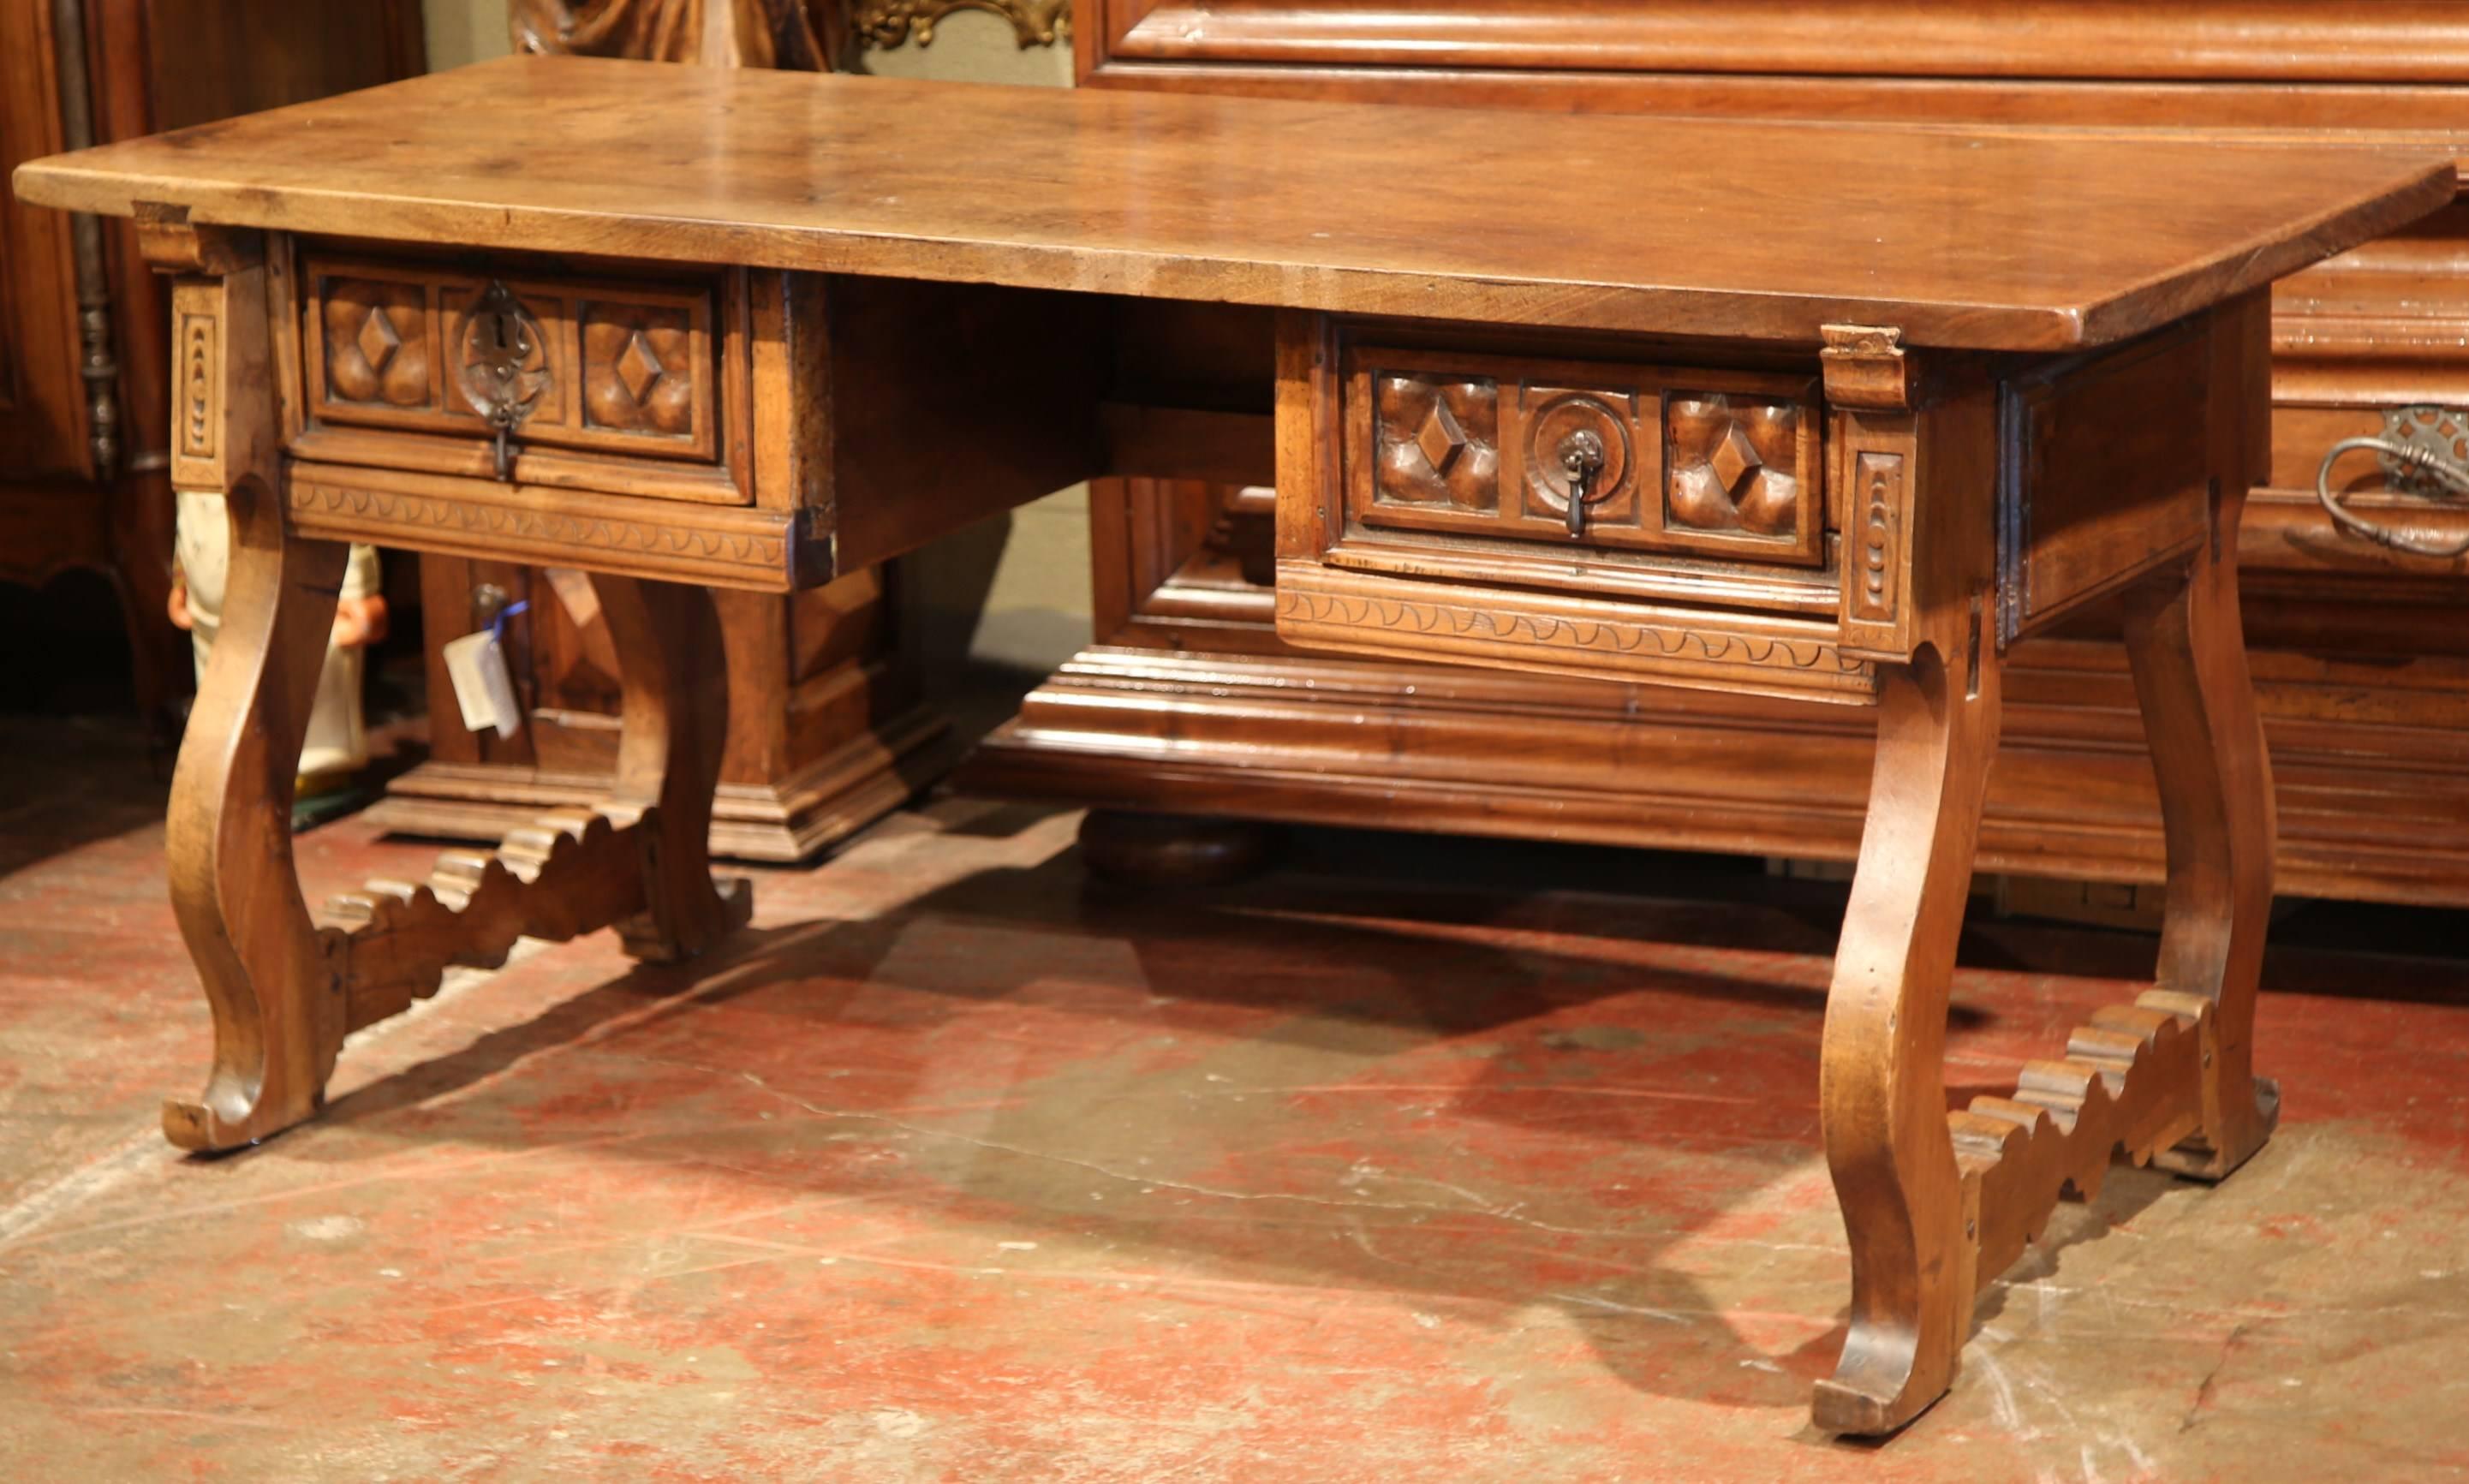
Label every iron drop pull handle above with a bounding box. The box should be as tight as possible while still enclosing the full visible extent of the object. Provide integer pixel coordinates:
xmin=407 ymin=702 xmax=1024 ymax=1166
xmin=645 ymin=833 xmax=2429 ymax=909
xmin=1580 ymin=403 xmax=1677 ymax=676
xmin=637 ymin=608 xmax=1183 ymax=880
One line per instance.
xmin=473 ymin=301 xmax=532 ymax=481
xmin=1560 ymin=428 xmax=1607 ymax=539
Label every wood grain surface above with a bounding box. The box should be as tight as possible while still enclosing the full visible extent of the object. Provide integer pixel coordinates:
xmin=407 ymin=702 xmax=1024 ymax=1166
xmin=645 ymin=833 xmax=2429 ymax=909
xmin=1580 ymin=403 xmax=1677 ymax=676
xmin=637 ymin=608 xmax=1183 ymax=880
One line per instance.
xmin=11 ymin=55 xmax=2454 ymax=349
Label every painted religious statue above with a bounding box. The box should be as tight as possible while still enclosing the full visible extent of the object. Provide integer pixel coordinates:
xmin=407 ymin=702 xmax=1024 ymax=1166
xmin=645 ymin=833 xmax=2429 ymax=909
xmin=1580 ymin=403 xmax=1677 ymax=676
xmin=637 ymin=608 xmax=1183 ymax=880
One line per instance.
xmin=170 ymin=493 xmax=386 ymax=796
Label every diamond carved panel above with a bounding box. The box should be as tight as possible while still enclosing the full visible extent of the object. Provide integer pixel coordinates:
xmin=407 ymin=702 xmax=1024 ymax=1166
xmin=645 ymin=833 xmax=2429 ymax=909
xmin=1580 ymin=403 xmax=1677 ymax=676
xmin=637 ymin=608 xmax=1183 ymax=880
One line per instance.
xmin=1665 ymin=394 xmax=1803 ymax=537
xmin=616 ymin=330 xmax=666 ymax=404
xmin=581 ymin=301 xmax=695 ymax=436
xmin=1374 ymin=372 xmax=1499 ymax=511
xmin=357 ymin=311 xmax=402 ymax=378
xmin=321 ymin=277 xmax=432 ymax=408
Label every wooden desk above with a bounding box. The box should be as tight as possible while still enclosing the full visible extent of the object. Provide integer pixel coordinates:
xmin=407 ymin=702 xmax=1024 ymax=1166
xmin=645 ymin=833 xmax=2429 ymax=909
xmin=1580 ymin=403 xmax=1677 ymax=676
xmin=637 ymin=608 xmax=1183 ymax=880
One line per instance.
xmin=13 ymin=57 xmax=2449 ymax=1434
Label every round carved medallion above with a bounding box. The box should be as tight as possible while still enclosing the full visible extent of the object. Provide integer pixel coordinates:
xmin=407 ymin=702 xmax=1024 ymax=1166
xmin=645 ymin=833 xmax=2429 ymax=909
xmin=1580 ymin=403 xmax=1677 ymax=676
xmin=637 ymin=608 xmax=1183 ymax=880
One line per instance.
xmin=1522 ymin=392 xmax=1630 ymax=517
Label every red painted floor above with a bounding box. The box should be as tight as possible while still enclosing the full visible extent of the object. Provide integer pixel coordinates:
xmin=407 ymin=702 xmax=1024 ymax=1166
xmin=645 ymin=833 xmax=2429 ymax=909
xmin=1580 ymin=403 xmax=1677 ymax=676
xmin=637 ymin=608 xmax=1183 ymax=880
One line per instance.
xmin=3 ymin=717 xmax=2468 ymax=1481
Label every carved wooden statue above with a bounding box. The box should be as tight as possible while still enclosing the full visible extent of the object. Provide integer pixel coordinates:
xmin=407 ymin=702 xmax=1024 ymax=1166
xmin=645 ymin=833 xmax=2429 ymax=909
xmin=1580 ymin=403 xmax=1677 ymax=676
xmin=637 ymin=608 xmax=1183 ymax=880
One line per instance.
xmin=513 ymin=0 xmax=841 ymax=69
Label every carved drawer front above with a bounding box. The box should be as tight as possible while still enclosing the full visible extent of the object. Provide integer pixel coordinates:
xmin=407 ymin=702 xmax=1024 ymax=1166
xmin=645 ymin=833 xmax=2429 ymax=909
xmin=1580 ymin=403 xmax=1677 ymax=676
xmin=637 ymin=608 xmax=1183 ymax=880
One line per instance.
xmin=1275 ymin=317 xmax=1870 ymax=706
xmin=1351 ymin=344 xmax=1826 ymax=567
xmin=300 ymin=253 xmax=731 ymax=498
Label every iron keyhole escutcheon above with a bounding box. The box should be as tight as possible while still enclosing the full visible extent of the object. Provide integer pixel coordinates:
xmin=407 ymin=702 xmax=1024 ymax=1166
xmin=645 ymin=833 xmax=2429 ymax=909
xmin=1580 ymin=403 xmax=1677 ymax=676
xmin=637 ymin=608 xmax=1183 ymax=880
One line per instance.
xmin=454 ymin=280 xmax=551 ymax=482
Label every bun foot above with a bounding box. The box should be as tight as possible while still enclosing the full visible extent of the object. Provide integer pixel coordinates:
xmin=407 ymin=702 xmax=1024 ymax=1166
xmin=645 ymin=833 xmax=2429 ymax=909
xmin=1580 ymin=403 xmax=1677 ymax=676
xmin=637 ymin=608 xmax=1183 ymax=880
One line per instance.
xmin=1078 ymin=811 xmax=1275 ymax=887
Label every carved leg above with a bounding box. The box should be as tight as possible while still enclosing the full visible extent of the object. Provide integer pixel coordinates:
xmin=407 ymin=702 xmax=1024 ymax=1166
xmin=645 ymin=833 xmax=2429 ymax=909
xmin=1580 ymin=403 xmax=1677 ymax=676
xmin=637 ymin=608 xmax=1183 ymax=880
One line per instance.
xmin=145 ymin=229 xmax=750 ymax=1148
xmin=1804 ymin=299 xmax=2282 ymax=1432
xmin=594 ymin=575 xmax=753 ymax=958
xmin=149 ymin=223 xmax=355 ymax=1152
xmin=163 ymin=476 xmax=352 ymax=1151
xmin=1812 ymin=638 xmax=2001 ymax=1435
xmin=1814 ymin=508 xmax=2276 ymax=1433
xmin=2122 ymin=511 xmax=2278 ymax=1177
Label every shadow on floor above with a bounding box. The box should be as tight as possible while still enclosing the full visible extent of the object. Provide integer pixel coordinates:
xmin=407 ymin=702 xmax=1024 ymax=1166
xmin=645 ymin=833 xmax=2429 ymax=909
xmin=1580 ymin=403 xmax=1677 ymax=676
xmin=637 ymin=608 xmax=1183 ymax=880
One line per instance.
xmin=278 ymin=804 xmax=2359 ymax=1415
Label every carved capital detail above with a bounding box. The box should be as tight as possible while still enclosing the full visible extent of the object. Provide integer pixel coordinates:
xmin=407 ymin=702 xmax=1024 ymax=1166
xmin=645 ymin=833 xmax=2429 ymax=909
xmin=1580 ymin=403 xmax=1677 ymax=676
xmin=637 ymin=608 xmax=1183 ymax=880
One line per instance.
xmin=855 ymin=0 xmax=1070 ymax=49
xmin=1821 ymin=324 xmax=1911 ymax=412
xmin=134 ymin=208 xmax=263 ymax=277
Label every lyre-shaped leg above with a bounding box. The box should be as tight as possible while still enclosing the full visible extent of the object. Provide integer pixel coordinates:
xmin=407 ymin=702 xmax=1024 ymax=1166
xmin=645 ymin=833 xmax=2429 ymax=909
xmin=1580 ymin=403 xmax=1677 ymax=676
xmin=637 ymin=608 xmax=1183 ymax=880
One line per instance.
xmin=171 ymin=566 xmax=755 ymax=1149
xmin=1811 ymin=639 xmax=2001 ymax=1434
xmin=593 ymin=574 xmax=751 ymax=960
xmin=1804 ymin=306 xmax=2276 ymax=1433
xmin=2123 ymin=510 xmax=2279 ymax=1177
xmin=163 ymin=477 xmax=351 ymax=1150
xmin=1810 ymin=487 xmax=2278 ymax=1434
xmin=154 ymin=225 xmax=358 ymax=1151
xmin=150 ymin=229 xmax=750 ymax=1150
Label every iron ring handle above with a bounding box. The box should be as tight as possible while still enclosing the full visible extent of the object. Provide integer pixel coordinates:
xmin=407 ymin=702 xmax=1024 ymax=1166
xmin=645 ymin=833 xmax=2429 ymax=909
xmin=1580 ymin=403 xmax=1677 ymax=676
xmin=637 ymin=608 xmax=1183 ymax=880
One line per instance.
xmin=2314 ymin=435 xmax=2469 ymax=560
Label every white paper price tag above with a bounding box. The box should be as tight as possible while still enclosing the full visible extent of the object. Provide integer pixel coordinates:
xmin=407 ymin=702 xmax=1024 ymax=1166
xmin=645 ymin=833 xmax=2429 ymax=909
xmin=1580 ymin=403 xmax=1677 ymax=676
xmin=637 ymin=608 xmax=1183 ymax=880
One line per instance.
xmin=441 ymin=629 xmax=522 ymax=738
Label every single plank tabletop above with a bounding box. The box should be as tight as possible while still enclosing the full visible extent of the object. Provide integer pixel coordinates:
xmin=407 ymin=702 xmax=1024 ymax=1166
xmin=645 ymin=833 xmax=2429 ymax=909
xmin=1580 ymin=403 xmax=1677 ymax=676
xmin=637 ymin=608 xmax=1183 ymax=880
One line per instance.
xmin=11 ymin=55 xmax=2455 ymax=349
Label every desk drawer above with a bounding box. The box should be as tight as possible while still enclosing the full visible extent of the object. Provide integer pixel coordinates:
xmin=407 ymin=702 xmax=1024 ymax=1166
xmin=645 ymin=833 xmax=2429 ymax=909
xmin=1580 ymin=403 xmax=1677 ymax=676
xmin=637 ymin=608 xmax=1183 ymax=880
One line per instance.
xmin=293 ymin=251 xmax=742 ymax=504
xmin=276 ymin=249 xmax=1113 ymax=593
xmin=1351 ymin=343 xmax=1826 ymax=567
xmin=1306 ymin=327 xmax=1846 ymax=615
xmin=1277 ymin=314 xmax=1871 ymax=704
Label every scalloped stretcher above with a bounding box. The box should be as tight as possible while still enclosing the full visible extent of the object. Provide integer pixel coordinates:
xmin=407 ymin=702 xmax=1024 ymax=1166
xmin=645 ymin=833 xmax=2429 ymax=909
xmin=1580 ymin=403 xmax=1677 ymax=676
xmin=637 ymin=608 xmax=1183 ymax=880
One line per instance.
xmin=1954 ymin=988 xmax=2266 ymax=1289
xmin=324 ymin=806 xmax=659 ymax=1033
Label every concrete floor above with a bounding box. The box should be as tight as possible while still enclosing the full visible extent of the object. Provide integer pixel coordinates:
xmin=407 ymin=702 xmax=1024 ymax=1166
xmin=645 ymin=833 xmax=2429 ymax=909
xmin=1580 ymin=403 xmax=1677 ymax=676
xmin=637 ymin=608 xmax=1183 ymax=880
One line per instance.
xmin=3 ymin=718 xmax=2469 ymax=1481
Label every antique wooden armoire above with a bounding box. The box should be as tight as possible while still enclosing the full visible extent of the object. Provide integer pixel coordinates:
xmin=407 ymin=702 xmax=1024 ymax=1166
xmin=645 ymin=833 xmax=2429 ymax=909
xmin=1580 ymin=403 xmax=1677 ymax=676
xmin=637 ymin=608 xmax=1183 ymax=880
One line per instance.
xmin=959 ymin=1 xmax=2469 ymax=906
xmin=0 ymin=0 xmax=424 ymax=724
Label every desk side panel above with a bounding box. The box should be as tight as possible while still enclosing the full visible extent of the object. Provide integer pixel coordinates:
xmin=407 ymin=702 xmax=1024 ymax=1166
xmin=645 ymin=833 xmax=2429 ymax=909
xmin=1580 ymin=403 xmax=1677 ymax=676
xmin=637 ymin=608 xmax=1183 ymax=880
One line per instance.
xmin=819 ymin=276 xmax=1108 ymax=573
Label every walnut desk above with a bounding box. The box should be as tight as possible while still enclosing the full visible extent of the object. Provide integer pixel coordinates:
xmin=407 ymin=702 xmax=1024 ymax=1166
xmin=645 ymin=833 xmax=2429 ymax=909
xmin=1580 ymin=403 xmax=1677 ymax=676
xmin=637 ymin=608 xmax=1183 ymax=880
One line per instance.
xmin=13 ymin=57 xmax=2451 ymax=1434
